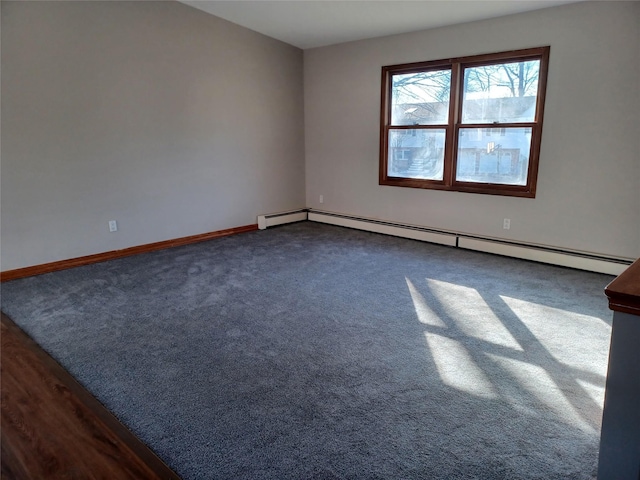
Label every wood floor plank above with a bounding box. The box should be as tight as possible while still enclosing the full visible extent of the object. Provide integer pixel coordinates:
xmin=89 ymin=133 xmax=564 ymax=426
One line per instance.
xmin=1 ymin=313 xmax=181 ymax=480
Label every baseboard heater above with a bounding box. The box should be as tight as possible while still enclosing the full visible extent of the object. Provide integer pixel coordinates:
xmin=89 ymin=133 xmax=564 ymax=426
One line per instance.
xmin=306 ymin=210 xmax=633 ymax=276
xmin=257 ymin=209 xmax=308 ymax=230
xmin=309 ymin=210 xmax=458 ymax=248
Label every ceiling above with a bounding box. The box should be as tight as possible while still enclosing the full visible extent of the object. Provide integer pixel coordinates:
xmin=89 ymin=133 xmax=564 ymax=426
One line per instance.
xmin=180 ymin=0 xmax=584 ymax=49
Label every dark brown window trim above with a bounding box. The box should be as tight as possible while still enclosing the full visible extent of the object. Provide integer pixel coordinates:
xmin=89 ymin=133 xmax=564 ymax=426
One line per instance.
xmin=380 ymin=47 xmax=550 ymax=198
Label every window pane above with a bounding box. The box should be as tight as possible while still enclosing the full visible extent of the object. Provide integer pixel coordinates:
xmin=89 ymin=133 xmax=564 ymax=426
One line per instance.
xmin=456 ymin=127 xmax=532 ymax=185
xmin=391 ymin=69 xmax=451 ymax=125
xmin=388 ymin=129 xmax=445 ymax=180
xmin=461 ymin=60 xmax=540 ymax=123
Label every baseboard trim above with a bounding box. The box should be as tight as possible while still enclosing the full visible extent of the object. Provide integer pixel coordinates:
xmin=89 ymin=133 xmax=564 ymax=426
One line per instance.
xmin=308 ymin=210 xmax=457 ymax=247
xmin=258 ymin=209 xmax=308 ymax=229
xmin=3 ymin=212 xmax=633 ymax=281
xmin=0 ymin=224 xmax=258 ymax=282
xmin=307 ymin=209 xmax=633 ymax=276
xmin=459 ymin=237 xmax=628 ymax=276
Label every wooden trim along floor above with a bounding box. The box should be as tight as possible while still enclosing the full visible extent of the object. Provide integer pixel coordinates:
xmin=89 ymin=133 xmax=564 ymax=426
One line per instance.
xmin=1 ymin=224 xmax=258 ymax=282
xmin=0 ymin=313 xmax=181 ymax=479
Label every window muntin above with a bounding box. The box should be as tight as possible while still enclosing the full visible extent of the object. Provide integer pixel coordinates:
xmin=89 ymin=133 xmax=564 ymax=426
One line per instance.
xmin=380 ymin=47 xmax=549 ymax=197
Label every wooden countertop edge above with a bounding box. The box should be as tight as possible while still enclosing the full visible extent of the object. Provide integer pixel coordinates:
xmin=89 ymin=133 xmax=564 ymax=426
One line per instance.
xmin=605 ymin=257 xmax=640 ymax=315
xmin=1 ymin=312 xmax=182 ymax=480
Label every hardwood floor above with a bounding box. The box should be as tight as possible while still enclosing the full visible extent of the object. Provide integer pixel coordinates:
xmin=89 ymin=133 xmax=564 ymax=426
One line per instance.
xmin=1 ymin=313 xmax=181 ymax=479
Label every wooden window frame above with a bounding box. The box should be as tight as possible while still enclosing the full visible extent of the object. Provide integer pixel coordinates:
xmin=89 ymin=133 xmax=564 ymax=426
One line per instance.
xmin=379 ymin=47 xmax=550 ymax=198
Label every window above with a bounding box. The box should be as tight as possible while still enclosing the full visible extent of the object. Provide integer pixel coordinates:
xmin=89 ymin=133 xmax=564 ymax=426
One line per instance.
xmin=380 ymin=47 xmax=550 ymax=197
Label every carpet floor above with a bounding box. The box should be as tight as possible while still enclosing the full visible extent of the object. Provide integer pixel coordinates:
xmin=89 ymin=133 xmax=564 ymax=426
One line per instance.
xmin=1 ymin=222 xmax=614 ymax=479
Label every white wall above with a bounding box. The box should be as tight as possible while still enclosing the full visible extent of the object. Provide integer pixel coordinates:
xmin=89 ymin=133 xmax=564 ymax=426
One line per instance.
xmin=304 ymin=1 xmax=640 ymax=260
xmin=1 ymin=1 xmax=305 ymax=271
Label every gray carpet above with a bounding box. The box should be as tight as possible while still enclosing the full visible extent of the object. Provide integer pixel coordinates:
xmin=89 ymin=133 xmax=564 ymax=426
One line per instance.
xmin=1 ymin=222 xmax=613 ymax=479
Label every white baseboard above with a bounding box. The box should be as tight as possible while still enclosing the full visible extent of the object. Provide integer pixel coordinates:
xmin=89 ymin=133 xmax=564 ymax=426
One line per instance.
xmin=459 ymin=237 xmax=628 ymax=276
xmin=307 ymin=210 xmax=632 ymax=276
xmin=257 ymin=209 xmax=308 ymax=230
xmin=307 ymin=211 xmax=456 ymax=247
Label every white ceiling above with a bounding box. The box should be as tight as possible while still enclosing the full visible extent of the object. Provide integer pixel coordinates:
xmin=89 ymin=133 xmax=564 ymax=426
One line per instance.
xmin=180 ymin=0 xmax=584 ymax=49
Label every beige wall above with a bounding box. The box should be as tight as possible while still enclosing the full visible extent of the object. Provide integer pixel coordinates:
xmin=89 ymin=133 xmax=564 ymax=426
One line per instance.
xmin=3 ymin=1 xmax=639 ymax=271
xmin=1 ymin=1 xmax=305 ymax=271
xmin=304 ymin=1 xmax=640 ymax=259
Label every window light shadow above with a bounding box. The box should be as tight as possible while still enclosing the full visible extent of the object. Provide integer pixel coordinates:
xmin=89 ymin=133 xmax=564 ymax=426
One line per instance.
xmin=406 ymin=276 xmax=610 ymax=433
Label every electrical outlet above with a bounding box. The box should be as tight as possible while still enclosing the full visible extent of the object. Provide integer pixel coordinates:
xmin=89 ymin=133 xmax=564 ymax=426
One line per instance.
xmin=319 ymin=195 xmax=324 ymax=204
xmin=503 ymin=218 xmax=511 ymax=230
xmin=108 ymin=220 xmax=118 ymax=232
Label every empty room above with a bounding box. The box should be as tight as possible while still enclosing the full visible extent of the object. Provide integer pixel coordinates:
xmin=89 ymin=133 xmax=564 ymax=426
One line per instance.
xmin=1 ymin=1 xmax=639 ymax=479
